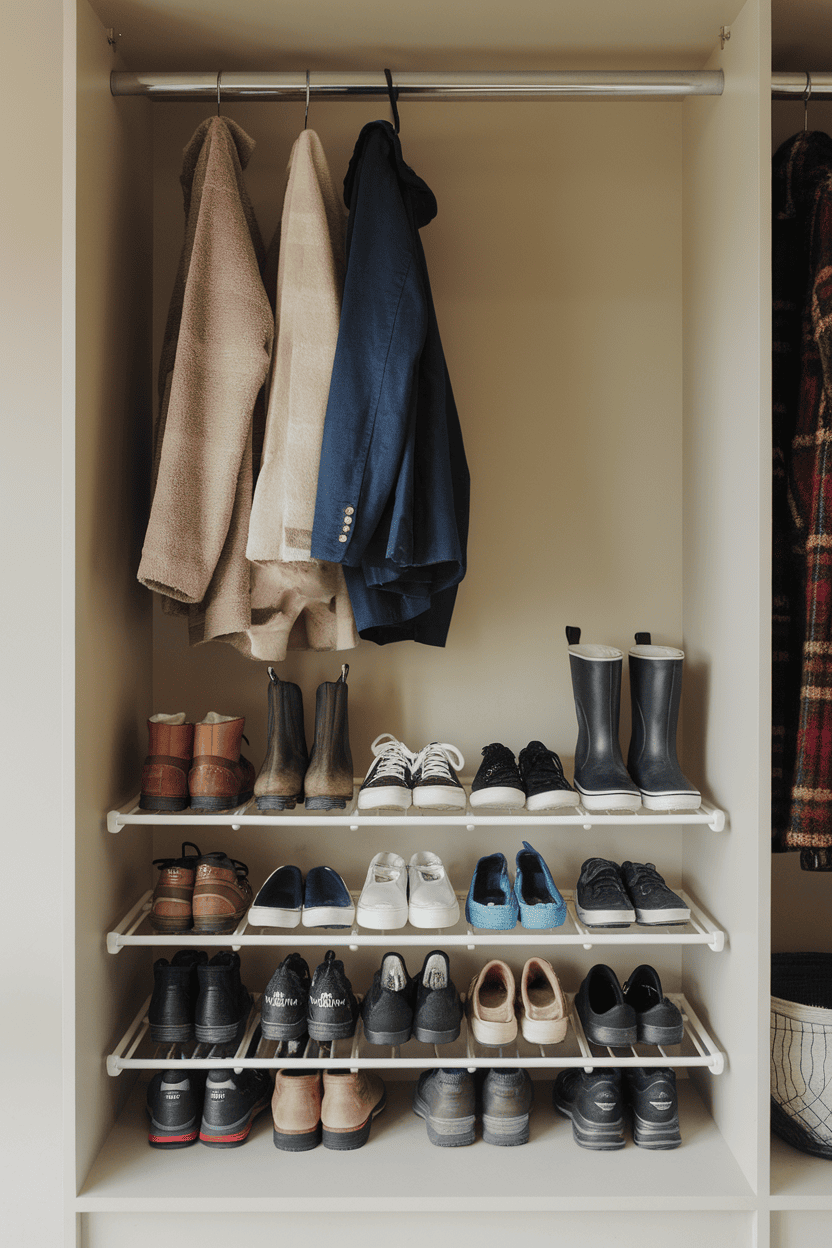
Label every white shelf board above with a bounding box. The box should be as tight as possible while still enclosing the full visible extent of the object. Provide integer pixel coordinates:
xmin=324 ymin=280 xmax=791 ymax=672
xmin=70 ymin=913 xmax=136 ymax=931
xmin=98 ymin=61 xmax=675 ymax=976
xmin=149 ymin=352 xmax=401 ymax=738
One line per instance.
xmin=76 ymin=1078 xmax=754 ymax=1212
xmin=107 ymin=889 xmax=725 ymax=953
xmin=770 ymin=1129 xmax=832 ymax=1208
xmin=107 ymin=788 xmax=725 ymax=832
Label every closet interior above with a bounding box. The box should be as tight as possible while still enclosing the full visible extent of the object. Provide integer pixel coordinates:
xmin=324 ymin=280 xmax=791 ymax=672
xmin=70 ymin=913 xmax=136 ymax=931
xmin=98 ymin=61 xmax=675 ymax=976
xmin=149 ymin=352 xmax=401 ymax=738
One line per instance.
xmin=62 ymin=0 xmax=824 ymax=1244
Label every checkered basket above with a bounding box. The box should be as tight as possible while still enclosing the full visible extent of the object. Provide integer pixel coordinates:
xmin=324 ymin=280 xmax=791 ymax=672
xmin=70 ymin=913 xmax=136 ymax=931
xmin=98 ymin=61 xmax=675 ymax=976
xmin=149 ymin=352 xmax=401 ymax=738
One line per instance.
xmin=771 ymin=953 xmax=832 ymax=1158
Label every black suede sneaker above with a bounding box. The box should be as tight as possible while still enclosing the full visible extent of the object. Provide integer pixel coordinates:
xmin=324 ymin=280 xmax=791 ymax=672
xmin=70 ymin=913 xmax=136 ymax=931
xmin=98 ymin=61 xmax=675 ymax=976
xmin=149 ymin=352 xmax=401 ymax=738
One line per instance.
xmin=553 ymin=1068 xmax=625 ymax=1150
xmin=307 ymin=950 xmax=359 ymax=1041
xmin=622 ymin=1067 xmax=681 ymax=1149
xmin=148 ymin=950 xmax=208 ymax=1044
xmin=575 ymin=858 xmax=635 ymax=928
xmin=199 ymin=1038 xmax=272 ymax=1148
xmin=518 ymin=741 xmax=579 ymax=810
xmin=620 ymin=861 xmax=691 ymax=925
xmin=146 ymin=1068 xmax=206 ymax=1148
xmin=621 ymin=964 xmax=684 ymax=1045
xmin=361 ymin=952 xmax=415 ymax=1045
xmin=194 ymin=951 xmax=253 ymax=1045
xmin=261 ymin=953 xmax=311 ymax=1041
xmin=412 ymin=950 xmax=463 ymax=1044
xmin=470 ymin=743 xmax=525 ymax=808
xmin=575 ymin=963 xmax=637 ymax=1046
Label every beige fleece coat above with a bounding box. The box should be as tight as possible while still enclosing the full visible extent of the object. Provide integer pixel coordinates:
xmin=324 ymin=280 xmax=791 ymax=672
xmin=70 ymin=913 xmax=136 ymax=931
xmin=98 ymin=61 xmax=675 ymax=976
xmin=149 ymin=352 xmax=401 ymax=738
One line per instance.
xmin=137 ymin=117 xmax=273 ymax=645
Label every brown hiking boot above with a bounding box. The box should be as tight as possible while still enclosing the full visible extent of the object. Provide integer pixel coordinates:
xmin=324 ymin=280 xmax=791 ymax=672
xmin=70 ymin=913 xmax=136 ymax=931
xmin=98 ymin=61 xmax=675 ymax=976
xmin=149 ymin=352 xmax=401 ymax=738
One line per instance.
xmin=149 ymin=841 xmax=202 ymax=933
xmin=189 ymin=713 xmax=255 ymax=811
xmin=272 ymin=1070 xmax=322 ymax=1151
xmin=254 ymin=668 xmax=308 ymax=810
xmin=140 ymin=713 xmax=194 ymax=811
xmin=321 ymin=1069 xmax=386 ymax=1150
xmin=304 ymin=666 xmax=354 ymax=810
xmin=191 ymin=853 xmax=253 ymax=934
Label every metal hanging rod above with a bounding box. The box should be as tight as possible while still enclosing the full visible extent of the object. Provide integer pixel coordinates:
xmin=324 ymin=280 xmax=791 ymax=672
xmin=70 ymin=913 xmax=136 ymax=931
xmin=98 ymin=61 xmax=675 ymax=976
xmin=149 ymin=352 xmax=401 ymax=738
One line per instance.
xmin=110 ymin=70 xmax=724 ymax=101
xmin=772 ymin=72 xmax=832 ymax=98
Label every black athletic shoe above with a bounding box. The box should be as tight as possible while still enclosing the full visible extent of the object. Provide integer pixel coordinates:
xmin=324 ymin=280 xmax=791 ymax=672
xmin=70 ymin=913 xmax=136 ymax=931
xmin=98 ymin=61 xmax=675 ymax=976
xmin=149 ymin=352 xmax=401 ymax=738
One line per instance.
xmin=361 ymin=952 xmax=415 ymax=1045
xmin=575 ymin=963 xmax=637 ymax=1046
xmin=199 ymin=1051 xmax=272 ymax=1148
xmin=518 ymin=741 xmax=579 ymax=810
xmin=148 ymin=950 xmax=208 ymax=1044
xmin=146 ymin=1068 xmax=206 ymax=1148
xmin=621 ymin=964 xmax=684 ymax=1045
xmin=480 ymin=1068 xmax=534 ymax=1146
xmin=575 ymin=858 xmax=635 ymax=928
xmin=470 ymin=743 xmax=525 ymax=808
xmin=194 ymin=951 xmax=253 ymax=1045
xmin=307 ymin=950 xmax=359 ymax=1041
xmin=261 ymin=953 xmax=311 ymax=1041
xmin=620 ymin=861 xmax=691 ymax=926
xmin=552 ymin=1068 xmax=625 ymax=1150
xmin=412 ymin=950 xmax=463 ymax=1044
xmin=412 ymin=1069 xmax=476 ymax=1147
xmin=622 ymin=1067 xmax=681 ymax=1149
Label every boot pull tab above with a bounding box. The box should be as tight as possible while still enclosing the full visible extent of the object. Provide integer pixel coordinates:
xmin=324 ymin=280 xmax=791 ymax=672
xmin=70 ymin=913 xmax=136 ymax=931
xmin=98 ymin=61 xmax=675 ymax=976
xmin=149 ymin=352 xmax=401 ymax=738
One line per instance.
xmin=267 ymin=666 xmax=279 ymax=685
xmin=634 ymin=632 xmax=651 ymax=646
xmin=242 ymin=734 xmax=250 ymax=747
xmin=182 ymin=841 xmax=202 ymax=859
xmin=339 ymin=664 xmax=349 ymax=684
xmin=565 ymin=626 xmax=581 ymax=645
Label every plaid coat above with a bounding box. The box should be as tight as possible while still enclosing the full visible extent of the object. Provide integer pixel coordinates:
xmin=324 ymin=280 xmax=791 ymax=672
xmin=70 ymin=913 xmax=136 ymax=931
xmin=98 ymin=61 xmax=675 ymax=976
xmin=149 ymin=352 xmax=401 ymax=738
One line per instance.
xmin=772 ymin=131 xmax=832 ymax=852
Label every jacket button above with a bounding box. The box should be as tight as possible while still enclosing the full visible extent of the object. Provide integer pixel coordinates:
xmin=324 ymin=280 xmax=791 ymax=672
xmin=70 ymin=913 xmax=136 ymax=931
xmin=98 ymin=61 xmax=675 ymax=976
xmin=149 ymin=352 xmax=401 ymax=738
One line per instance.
xmin=338 ymin=534 xmax=348 ymax=543
xmin=343 ymin=516 xmax=352 ymax=526
xmin=344 ymin=506 xmax=354 ymax=516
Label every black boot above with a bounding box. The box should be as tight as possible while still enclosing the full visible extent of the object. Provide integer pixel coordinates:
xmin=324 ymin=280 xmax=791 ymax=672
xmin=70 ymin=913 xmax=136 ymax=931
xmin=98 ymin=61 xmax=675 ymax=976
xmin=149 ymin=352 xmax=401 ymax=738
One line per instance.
xmin=566 ymin=627 xmax=641 ymax=811
xmin=254 ymin=667 xmax=308 ymax=810
xmin=304 ymin=665 xmax=354 ymax=810
xmin=627 ymin=633 xmax=700 ymax=810
xmin=148 ymin=950 xmax=208 ymax=1044
xmin=194 ymin=951 xmax=253 ymax=1045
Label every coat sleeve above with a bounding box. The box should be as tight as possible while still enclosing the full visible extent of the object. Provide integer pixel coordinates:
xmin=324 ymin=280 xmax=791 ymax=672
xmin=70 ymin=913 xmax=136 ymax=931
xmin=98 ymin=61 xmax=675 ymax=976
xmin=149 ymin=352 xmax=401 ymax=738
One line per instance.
xmin=138 ymin=128 xmax=273 ymax=605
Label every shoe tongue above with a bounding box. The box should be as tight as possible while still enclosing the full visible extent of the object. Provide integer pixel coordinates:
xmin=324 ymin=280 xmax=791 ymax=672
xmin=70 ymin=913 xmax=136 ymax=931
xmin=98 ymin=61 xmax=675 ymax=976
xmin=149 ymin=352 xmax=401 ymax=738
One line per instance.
xmin=381 ymin=955 xmax=407 ymax=990
xmin=422 ymin=953 xmax=448 ymax=990
xmin=374 ymin=865 xmax=400 ymax=882
xmin=586 ymin=858 xmax=619 ymax=883
xmin=417 ymin=864 xmax=443 ymax=882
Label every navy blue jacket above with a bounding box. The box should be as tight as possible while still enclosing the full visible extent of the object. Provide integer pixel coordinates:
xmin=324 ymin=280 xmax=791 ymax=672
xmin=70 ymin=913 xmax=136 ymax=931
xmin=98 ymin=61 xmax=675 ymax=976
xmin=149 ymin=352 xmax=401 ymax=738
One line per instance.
xmin=310 ymin=121 xmax=469 ymax=646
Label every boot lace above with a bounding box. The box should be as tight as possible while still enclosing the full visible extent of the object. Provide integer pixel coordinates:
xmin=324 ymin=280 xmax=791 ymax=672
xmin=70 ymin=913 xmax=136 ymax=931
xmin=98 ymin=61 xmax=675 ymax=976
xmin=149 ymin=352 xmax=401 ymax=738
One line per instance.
xmin=368 ymin=733 xmax=415 ymax=782
xmin=413 ymin=741 xmax=465 ymax=780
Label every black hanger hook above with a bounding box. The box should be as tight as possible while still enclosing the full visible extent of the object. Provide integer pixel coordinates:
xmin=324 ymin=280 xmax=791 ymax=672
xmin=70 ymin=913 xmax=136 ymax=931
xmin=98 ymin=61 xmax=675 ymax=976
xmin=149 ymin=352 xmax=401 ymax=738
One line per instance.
xmin=804 ymin=70 xmax=812 ymax=132
xmin=304 ymin=69 xmax=310 ymax=130
xmin=383 ymin=68 xmax=400 ymax=135
xmin=217 ymin=70 xmax=222 ymax=117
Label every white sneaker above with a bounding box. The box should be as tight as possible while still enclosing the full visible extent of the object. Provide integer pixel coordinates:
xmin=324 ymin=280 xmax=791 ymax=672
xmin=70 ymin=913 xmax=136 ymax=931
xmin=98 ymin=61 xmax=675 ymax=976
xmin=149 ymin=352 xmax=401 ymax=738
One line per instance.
xmin=408 ymin=852 xmax=460 ymax=928
xmin=356 ymin=851 xmax=409 ymax=929
xmin=411 ymin=742 xmax=466 ymax=809
xmin=357 ymin=734 xmax=415 ymax=810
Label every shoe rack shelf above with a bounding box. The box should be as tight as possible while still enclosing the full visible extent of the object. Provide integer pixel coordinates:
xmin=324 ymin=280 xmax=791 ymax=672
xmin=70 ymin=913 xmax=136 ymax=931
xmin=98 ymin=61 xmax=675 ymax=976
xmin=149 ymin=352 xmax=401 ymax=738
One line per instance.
xmin=106 ymin=787 xmax=726 ymax=833
xmin=105 ymin=991 xmax=724 ymax=1076
xmin=106 ymin=888 xmax=726 ymax=954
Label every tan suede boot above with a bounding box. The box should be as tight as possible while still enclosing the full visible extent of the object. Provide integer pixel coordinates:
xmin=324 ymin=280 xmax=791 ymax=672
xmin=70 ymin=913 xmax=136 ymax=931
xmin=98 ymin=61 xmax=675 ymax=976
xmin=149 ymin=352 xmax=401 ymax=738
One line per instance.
xmin=304 ymin=666 xmax=354 ymax=810
xmin=320 ymin=1069 xmax=386 ymax=1150
xmin=140 ymin=713 xmax=194 ymax=811
xmin=254 ymin=668 xmax=308 ymax=810
xmin=189 ymin=713 xmax=255 ymax=811
xmin=271 ymin=1070 xmax=322 ymax=1151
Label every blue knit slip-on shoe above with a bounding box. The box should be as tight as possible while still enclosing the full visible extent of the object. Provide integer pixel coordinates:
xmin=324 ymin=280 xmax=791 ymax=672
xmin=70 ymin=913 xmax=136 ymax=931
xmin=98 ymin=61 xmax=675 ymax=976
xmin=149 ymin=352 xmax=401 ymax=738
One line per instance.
xmin=514 ymin=841 xmax=567 ymax=929
xmin=465 ymin=853 xmax=518 ymax=930
xmin=302 ymin=865 xmax=355 ymax=928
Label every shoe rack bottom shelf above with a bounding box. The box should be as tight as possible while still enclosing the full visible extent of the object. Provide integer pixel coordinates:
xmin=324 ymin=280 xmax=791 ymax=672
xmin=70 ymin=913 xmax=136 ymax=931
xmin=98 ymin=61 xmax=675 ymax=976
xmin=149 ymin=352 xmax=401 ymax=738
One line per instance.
xmin=77 ymin=1079 xmax=753 ymax=1213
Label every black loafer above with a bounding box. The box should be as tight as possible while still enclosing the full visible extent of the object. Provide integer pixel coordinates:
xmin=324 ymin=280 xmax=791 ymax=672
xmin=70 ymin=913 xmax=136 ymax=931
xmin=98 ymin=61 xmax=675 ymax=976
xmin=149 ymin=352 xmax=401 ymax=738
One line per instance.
xmin=575 ymin=963 xmax=637 ymax=1046
xmin=622 ymin=964 xmax=684 ymax=1045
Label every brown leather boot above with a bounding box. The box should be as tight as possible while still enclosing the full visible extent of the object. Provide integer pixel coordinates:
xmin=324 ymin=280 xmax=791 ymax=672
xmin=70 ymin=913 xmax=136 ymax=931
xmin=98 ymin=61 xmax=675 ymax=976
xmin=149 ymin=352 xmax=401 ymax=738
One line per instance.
xmin=254 ymin=668 xmax=308 ymax=810
xmin=304 ymin=666 xmax=354 ymax=810
xmin=149 ymin=841 xmax=202 ymax=933
xmin=140 ymin=713 xmax=194 ymax=811
xmin=189 ymin=714 xmax=255 ymax=811
xmin=271 ymin=1070 xmax=322 ymax=1151
xmin=191 ymin=853 xmax=253 ymax=934
xmin=321 ymin=1069 xmax=386 ymax=1150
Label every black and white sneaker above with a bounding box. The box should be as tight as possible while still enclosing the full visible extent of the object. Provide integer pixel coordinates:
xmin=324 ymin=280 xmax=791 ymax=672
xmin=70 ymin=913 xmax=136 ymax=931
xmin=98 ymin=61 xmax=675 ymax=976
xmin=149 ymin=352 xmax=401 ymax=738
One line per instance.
xmin=411 ymin=742 xmax=466 ymax=809
xmin=622 ymin=1067 xmax=681 ymax=1149
xmin=261 ymin=953 xmax=311 ymax=1041
xmin=620 ymin=861 xmax=691 ymax=926
xmin=575 ymin=858 xmax=635 ymax=928
xmin=518 ymin=740 xmax=579 ymax=810
xmin=552 ymin=1068 xmax=625 ymax=1151
xmin=470 ymin=743 xmax=525 ymax=808
xmin=357 ymin=734 xmax=415 ymax=810
xmin=307 ymin=950 xmax=359 ymax=1041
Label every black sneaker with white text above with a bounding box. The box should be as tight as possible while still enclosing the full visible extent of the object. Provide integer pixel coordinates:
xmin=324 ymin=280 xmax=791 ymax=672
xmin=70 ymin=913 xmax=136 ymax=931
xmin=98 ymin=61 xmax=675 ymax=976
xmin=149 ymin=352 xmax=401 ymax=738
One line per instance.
xmin=307 ymin=950 xmax=359 ymax=1041
xmin=261 ymin=953 xmax=311 ymax=1041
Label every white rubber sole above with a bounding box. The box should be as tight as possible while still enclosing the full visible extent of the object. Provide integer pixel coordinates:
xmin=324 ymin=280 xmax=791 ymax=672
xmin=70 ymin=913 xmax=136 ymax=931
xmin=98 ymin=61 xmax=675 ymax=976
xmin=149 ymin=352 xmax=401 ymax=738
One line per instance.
xmin=408 ymin=900 xmax=461 ymax=928
xmin=357 ymin=786 xmax=412 ymax=810
xmin=526 ymin=789 xmax=580 ymax=811
xmin=639 ymin=792 xmax=701 ymax=811
xmin=469 ymin=1014 xmax=518 ymax=1047
xmin=575 ymin=903 xmax=635 ymax=927
xmin=469 ymin=786 xmax=525 ymax=808
xmin=412 ymin=787 xmax=467 ymax=809
xmin=356 ymin=905 xmax=408 ymax=930
xmin=635 ymin=906 xmax=690 ymax=925
xmin=519 ymin=1014 xmax=569 ymax=1044
xmin=576 ymin=788 xmax=641 ymax=811
xmin=248 ymin=906 xmax=301 ymax=928
xmin=302 ymin=904 xmax=355 ymax=927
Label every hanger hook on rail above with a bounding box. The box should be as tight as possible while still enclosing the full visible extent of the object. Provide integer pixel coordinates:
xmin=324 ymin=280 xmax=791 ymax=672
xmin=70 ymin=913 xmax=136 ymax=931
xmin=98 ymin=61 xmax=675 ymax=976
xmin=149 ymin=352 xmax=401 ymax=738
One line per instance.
xmin=304 ymin=69 xmax=310 ymax=129
xmin=217 ymin=70 xmax=222 ymax=117
xmin=804 ymin=70 xmax=812 ymax=132
xmin=383 ymin=68 xmax=400 ymax=135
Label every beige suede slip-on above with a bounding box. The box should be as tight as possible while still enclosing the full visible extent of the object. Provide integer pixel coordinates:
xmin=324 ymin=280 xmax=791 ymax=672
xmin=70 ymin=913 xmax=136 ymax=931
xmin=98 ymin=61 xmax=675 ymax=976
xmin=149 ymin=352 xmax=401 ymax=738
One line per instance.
xmin=516 ymin=956 xmax=569 ymax=1044
xmin=466 ymin=959 xmax=517 ymax=1047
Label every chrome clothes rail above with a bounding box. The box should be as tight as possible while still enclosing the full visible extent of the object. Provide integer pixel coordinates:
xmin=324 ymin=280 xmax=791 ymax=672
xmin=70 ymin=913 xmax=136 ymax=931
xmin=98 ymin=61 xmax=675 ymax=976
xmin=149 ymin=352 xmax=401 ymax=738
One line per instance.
xmin=773 ymin=72 xmax=832 ymax=98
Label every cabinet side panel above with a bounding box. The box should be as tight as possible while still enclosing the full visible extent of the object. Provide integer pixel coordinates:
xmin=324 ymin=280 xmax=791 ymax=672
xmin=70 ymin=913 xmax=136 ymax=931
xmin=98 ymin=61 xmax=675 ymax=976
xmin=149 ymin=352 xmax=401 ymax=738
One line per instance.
xmin=74 ymin=0 xmax=153 ymax=1189
xmin=681 ymin=0 xmax=770 ymax=1192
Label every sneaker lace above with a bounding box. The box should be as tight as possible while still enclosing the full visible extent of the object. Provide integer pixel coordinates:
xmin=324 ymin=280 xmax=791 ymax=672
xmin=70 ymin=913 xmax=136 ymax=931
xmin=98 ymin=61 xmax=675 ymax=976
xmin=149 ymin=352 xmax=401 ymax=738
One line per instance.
xmin=521 ymin=741 xmax=565 ymax=778
xmin=478 ymin=742 xmax=520 ymax=783
xmin=368 ymin=733 xmax=415 ymax=782
xmin=625 ymin=862 xmax=663 ymax=890
xmin=413 ymin=741 xmax=465 ymax=779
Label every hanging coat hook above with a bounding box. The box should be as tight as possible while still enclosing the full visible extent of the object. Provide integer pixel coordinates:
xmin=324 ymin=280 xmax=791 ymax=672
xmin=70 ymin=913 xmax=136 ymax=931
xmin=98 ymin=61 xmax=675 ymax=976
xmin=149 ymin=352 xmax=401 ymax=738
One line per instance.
xmin=804 ymin=71 xmax=812 ymax=131
xmin=383 ymin=68 xmax=400 ymax=135
xmin=217 ymin=70 xmax=223 ymax=117
xmin=304 ymin=69 xmax=310 ymax=129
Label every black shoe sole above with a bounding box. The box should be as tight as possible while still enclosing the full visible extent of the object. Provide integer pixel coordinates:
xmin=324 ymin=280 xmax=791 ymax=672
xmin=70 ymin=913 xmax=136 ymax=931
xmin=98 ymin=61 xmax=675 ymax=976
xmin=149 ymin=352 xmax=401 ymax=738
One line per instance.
xmin=412 ymin=1024 xmax=462 ymax=1045
xmin=256 ymin=795 xmax=302 ymax=810
xmin=307 ymin=1018 xmax=357 ymax=1041
xmin=631 ymin=1110 xmax=682 ymax=1149
xmin=191 ymin=914 xmax=247 ymax=935
xmin=199 ymin=1098 xmax=269 ymax=1148
xmin=305 ymin=796 xmax=350 ymax=810
xmin=273 ymin=1123 xmax=322 ymax=1152
xmin=553 ymin=1099 xmax=625 ymax=1150
xmin=149 ymin=1023 xmax=194 ymax=1044
xmin=189 ymin=791 xmax=252 ymax=811
xmin=139 ymin=796 xmax=189 ymax=812
xmin=194 ymin=1000 xmax=252 ymax=1045
xmin=261 ymin=1017 xmax=308 ymax=1041
xmin=362 ymin=1025 xmax=412 ymax=1046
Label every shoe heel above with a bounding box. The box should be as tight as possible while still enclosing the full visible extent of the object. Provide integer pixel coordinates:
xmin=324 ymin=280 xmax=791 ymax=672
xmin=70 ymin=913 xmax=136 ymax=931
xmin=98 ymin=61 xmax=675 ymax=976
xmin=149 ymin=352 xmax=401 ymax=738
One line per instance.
xmin=413 ymin=1094 xmax=475 ymax=1147
xmin=481 ymin=1111 xmax=530 ymax=1147
xmin=149 ymin=1023 xmax=194 ymax=1044
xmin=571 ymin=1109 xmax=625 ymax=1151
xmin=305 ymin=795 xmax=349 ymax=810
xmin=256 ymin=794 xmax=299 ymax=810
xmin=631 ymin=1111 xmax=681 ymax=1150
xmin=322 ymin=1093 xmax=386 ymax=1150
xmin=139 ymin=795 xmax=188 ymax=812
xmin=272 ymin=1123 xmax=322 ymax=1152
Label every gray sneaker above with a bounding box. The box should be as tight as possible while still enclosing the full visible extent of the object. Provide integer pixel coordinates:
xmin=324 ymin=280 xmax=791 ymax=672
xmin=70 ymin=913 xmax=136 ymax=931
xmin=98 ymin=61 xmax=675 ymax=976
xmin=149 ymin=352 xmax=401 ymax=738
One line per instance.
xmin=480 ymin=1068 xmax=534 ymax=1146
xmin=412 ymin=1069 xmax=476 ymax=1147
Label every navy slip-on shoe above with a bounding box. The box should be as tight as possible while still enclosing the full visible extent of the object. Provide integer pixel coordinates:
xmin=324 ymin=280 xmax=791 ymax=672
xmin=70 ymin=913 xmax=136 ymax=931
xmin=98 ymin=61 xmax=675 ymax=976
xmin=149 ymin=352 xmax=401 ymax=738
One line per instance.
xmin=303 ymin=865 xmax=355 ymax=928
xmin=248 ymin=864 xmax=303 ymax=928
xmin=464 ymin=853 xmax=518 ymax=930
xmin=514 ymin=841 xmax=567 ymax=929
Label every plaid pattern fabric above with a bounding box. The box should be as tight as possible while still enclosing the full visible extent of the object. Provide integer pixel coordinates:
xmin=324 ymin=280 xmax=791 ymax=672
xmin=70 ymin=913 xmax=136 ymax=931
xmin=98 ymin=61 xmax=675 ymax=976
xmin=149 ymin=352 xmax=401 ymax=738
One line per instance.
xmin=772 ymin=131 xmax=832 ymax=852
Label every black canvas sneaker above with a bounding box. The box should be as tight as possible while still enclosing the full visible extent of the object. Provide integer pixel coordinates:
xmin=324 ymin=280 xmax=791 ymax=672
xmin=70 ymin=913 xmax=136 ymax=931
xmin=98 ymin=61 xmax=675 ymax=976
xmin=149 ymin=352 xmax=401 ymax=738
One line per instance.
xmin=361 ymin=952 xmax=415 ymax=1045
xmin=357 ymin=734 xmax=415 ymax=810
xmin=261 ymin=953 xmax=311 ymax=1041
xmin=412 ymin=950 xmax=463 ymax=1044
xmin=622 ymin=1067 xmax=681 ymax=1149
xmin=621 ymin=964 xmax=684 ymax=1045
xmin=575 ymin=858 xmax=635 ymax=928
xmin=199 ymin=1046 xmax=272 ymax=1148
xmin=518 ymin=741 xmax=579 ymax=810
xmin=620 ymin=861 xmax=691 ymax=925
xmin=146 ymin=1068 xmax=206 ymax=1148
xmin=307 ymin=950 xmax=359 ymax=1041
xmin=411 ymin=742 xmax=467 ymax=809
xmin=552 ymin=1068 xmax=625 ymax=1150
xmin=470 ymin=743 xmax=525 ymax=808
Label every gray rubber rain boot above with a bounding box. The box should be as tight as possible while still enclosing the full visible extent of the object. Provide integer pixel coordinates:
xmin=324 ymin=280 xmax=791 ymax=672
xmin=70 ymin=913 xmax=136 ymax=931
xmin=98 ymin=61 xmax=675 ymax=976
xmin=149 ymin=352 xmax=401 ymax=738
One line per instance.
xmin=254 ymin=667 xmax=308 ymax=810
xmin=627 ymin=632 xmax=700 ymax=810
xmin=566 ymin=626 xmax=641 ymax=811
xmin=304 ymin=665 xmax=354 ymax=810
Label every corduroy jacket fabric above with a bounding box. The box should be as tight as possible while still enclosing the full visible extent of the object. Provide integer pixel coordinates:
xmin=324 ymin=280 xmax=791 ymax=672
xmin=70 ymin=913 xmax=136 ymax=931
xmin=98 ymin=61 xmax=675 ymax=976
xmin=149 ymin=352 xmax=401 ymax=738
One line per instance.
xmin=309 ymin=120 xmax=470 ymax=646
xmin=772 ymin=130 xmax=832 ymax=853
